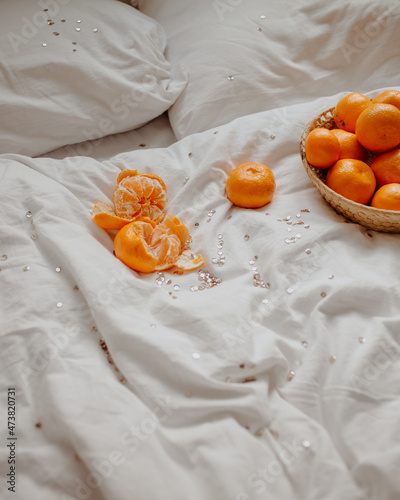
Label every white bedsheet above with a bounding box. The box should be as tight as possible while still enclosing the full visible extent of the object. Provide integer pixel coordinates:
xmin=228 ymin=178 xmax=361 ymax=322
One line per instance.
xmin=40 ymin=112 xmax=177 ymax=161
xmin=1 ymin=89 xmax=400 ymax=500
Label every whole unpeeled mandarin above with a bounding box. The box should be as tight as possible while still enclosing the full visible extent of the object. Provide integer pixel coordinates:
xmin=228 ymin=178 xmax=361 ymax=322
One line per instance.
xmin=372 ymin=90 xmax=400 ymax=111
xmin=325 ymin=159 xmax=376 ymax=205
xmin=370 ymin=183 xmax=400 ymax=211
xmin=226 ymin=163 xmax=275 ymax=208
xmin=370 ymin=148 xmax=400 ymax=188
xmin=333 ymin=92 xmax=371 ymax=133
xmin=355 ymin=103 xmax=400 ymax=153
xmin=331 ymin=129 xmax=366 ymax=161
xmin=305 ymin=128 xmax=340 ymax=169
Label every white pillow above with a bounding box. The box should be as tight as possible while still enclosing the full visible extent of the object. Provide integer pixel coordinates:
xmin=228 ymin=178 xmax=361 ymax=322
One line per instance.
xmin=0 ymin=0 xmax=187 ymax=157
xmin=137 ymin=0 xmax=400 ymax=139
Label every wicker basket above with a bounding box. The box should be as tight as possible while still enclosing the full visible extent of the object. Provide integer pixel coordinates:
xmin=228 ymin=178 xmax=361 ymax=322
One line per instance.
xmin=300 ymin=107 xmax=400 ymax=233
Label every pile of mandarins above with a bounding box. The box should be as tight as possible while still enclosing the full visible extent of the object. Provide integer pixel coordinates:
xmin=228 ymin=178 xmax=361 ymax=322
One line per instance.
xmin=305 ymin=90 xmax=400 ymax=211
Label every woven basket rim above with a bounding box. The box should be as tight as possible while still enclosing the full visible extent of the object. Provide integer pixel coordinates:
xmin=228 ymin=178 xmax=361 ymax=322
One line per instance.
xmin=300 ymin=107 xmax=400 ymax=232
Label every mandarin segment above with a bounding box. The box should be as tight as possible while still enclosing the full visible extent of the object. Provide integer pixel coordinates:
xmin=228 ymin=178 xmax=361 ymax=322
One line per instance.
xmin=305 ymin=128 xmax=340 ymax=169
xmin=226 ymin=162 xmax=275 ymax=208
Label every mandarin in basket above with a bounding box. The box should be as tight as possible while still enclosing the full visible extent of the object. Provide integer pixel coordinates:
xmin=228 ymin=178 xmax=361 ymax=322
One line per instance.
xmin=325 ymin=159 xmax=376 ymax=205
xmin=226 ymin=162 xmax=275 ymax=208
xmin=370 ymin=183 xmax=400 ymax=211
xmin=333 ymin=92 xmax=371 ymax=133
xmin=355 ymin=103 xmax=400 ymax=153
xmin=113 ymin=169 xmax=167 ymax=221
xmin=331 ymin=129 xmax=366 ymax=161
xmin=370 ymin=148 xmax=400 ymax=188
xmin=372 ymin=90 xmax=400 ymax=111
xmin=114 ymin=215 xmax=204 ymax=273
xmin=305 ymin=128 xmax=340 ymax=168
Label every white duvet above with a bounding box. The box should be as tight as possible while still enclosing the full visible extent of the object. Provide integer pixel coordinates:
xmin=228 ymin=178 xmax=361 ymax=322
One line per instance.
xmin=1 ymin=88 xmax=400 ymax=500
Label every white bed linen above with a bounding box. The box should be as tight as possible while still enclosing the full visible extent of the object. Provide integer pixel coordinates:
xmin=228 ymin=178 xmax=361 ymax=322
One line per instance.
xmin=1 ymin=88 xmax=400 ymax=500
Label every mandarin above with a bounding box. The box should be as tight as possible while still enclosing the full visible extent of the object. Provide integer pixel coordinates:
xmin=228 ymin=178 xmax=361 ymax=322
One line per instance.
xmin=372 ymin=90 xmax=400 ymax=111
xmin=355 ymin=103 xmax=400 ymax=153
xmin=305 ymin=128 xmax=340 ymax=169
xmin=226 ymin=162 xmax=275 ymax=208
xmin=114 ymin=215 xmax=204 ymax=273
xmin=331 ymin=129 xmax=366 ymax=161
xmin=370 ymin=183 xmax=400 ymax=211
xmin=113 ymin=169 xmax=167 ymax=221
xmin=333 ymin=92 xmax=371 ymax=133
xmin=370 ymin=148 xmax=400 ymax=188
xmin=325 ymin=159 xmax=376 ymax=205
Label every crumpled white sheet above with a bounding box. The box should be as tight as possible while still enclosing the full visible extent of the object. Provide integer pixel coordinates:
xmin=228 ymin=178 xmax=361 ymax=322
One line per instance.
xmin=1 ymin=89 xmax=400 ymax=500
